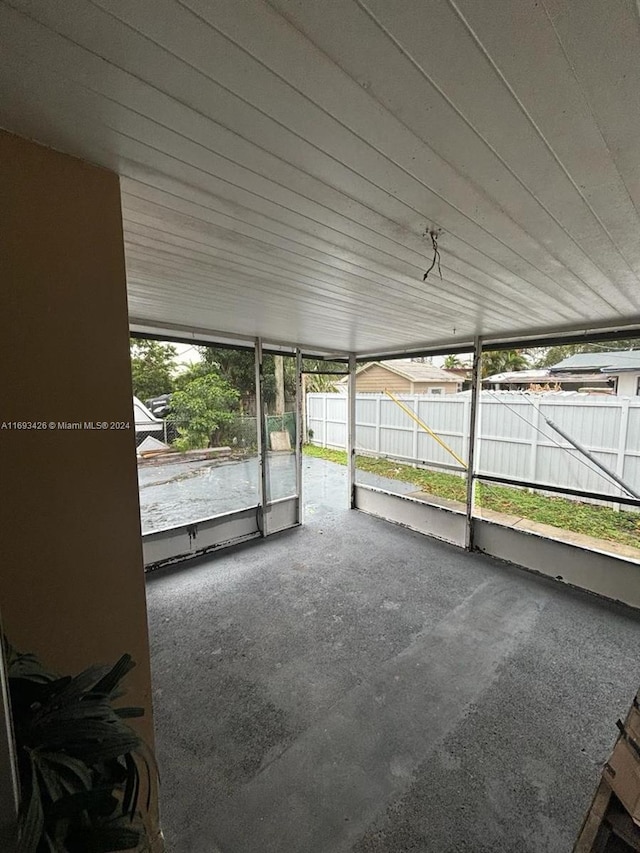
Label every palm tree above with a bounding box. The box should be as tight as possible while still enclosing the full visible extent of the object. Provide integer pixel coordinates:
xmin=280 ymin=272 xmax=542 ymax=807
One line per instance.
xmin=443 ymin=354 xmax=462 ymax=369
xmin=305 ymin=373 xmax=339 ymax=393
xmin=481 ymin=349 xmax=529 ymax=378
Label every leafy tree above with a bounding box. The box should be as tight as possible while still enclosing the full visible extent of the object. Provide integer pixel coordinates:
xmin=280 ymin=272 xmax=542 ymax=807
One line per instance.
xmin=168 ymin=373 xmax=239 ymax=450
xmin=173 ymin=360 xmax=209 ymax=391
xmin=130 ymin=339 xmax=177 ymax=401
xmin=171 ymin=348 xmax=350 ymax=418
xmin=481 ymin=349 xmax=529 ymax=378
xmin=194 ymin=347 xmax=295 ymax=412
xmin=198 ymin=348 xmax=255 ymax=403
xmin=196 ymin=349 xmax=348 ymax=405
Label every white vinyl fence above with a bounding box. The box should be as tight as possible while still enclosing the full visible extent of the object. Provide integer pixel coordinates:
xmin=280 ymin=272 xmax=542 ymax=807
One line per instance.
xmin=307 ymin=392 xmax=640 ymax=501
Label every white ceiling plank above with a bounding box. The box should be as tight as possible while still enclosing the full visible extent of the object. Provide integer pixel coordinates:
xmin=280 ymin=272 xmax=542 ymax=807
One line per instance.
xmin=544 ymin=0 xmax=640 ymax=217
xmin=123 ymin=235 xmax=481 ymax=339
xmin=5 ymin=0 xmax=608 ymax=313
xmin=121 ymin=198 xmax=558 ymax=329
xmin=1 ymin=39 xmax=589 ymax=329
xmin=120 ymin=179 xmax=588 ymax=326
xmin=267 ymin=0 xmax=640 ymax=301
xmin=1 ymin=0 xmax=638 ymax=353
xmin=96 ymin=0 xmax=613 ymax=307
xmin=449 ymin=0 xmax=640 ymax=269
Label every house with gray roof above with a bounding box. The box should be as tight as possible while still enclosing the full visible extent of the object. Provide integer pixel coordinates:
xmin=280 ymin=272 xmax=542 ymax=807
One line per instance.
xmin=549 ymin=351 xmax=640 ymax=396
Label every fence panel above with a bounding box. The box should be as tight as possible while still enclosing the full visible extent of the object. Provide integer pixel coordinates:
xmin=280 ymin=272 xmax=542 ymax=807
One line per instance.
xmin=415 ymin=396 xmax=467 ymax=468
xmin=307 ymin=392 xmax=640 ymax=499
xmin=307 ymin=394 xmax=326 ymax=446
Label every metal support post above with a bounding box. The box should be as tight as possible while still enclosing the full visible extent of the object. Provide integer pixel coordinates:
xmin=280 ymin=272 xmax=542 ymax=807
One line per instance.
xmin=465 ymin=337 xmax=482 ymax=550
xmin=295 ymin=348 xmax=303 ymax=524
xmin=347 ymin=353 xmax=357 ymax=509
xmin=255 ymin=338 xmax=269 ymax=536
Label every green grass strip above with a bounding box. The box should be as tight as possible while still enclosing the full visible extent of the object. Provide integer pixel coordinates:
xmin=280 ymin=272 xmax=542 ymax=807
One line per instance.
xmin=303 ymin=444 xmax=640 ymax=549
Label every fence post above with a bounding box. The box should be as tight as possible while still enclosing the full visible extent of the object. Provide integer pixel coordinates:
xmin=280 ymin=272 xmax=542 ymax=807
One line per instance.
xmin=529 ymin=396 xmax=541 ymax=490
xmin=323 ymin=394 xmax=328 ymax=449
xmin=412 ymin=395 xmax=419 ymax=464
xmin=615 ymin=398 xmax=631 ymax=510
xmin=375 ymin=395 xmax=381 ymax=455
xmin=462 ymin=396 xmax=470 ymax=462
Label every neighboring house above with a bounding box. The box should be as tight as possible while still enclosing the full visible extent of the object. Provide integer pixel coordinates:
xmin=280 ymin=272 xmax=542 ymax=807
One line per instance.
xmin=443 ymin=366 xmax=473 ymax=389
xmin=339 ymin=360 xmax=462 ymax=394
xmin=482 ymin=368 xmax=612 ymax=392
xmin=548 ymin=351 xmax=640 ymax=396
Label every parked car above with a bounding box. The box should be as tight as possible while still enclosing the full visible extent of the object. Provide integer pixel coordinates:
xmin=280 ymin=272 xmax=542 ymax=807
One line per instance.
xmin=145 ymin=393 xmax=172 ymax=418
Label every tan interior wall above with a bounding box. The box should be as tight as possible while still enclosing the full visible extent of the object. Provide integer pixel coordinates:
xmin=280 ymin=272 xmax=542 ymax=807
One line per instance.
xmin=0 ymin=131 xmax=154 ymax=749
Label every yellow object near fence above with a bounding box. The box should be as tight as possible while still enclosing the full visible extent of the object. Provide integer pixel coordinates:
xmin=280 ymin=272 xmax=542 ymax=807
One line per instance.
xmin=383 ymin=389 xmax=468 ymax=470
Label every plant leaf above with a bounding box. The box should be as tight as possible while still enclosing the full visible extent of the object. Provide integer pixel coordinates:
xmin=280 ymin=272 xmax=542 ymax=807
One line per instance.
xmin=115 ymin=707 xmax=144 ymax=719
xmin=91 ymin=655 xmax=135 ymax=698
xmin=36 ymin=751 xmax=92 ymax=789
xmin=122 ymin=753 xmax=139 ymax=821
xmin=42 ymin=832 xmax=57 ymax=852
xmin=46 ymin=665 xmax=110 ymax=707
xmin=79 ymin=733 xmax=140 ymax=766
xmin=6 ymin=639 xmax=57 ymax=684
xmin=17 ymin=753 xmax=44 ymax=853
xmin=34 ymin=754 xmax=69 ymax=802
xmin=6 ymin=641 xmax=152 ymax=853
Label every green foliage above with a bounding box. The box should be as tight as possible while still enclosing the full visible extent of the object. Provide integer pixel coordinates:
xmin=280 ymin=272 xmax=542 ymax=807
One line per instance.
xmin=304 ymin=374 xmax=338 ymax=393
xmin=171 ymin=348 xmax=345 ymax=411
xmin=302 ymin=359 xmax=345 ymax=393
xmin=303 ymin=445 xmax=640 ymax=549
xmin=169 ymin=373 xmax=239 ymax=450
xmin=189 ymin=348 xmax=295 ymax=411
xmin=196 ymin=348 xmax=256 ymax=407
xmin=4 ymin=638 xmax=153 ymax=853
xmin=481 ymin=349 xmax=529 ymax=378
xmin=130 ymin=339 xmax=177 ymax=401
xmin=172 ymin=360 xmax=207 ymax=391
xmin=443 ymin=354 xmax=463 ymax=369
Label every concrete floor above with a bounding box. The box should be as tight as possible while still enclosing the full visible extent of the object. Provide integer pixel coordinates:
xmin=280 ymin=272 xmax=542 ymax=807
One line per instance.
xmin=146 ymin=459 xmax=640 ymax=853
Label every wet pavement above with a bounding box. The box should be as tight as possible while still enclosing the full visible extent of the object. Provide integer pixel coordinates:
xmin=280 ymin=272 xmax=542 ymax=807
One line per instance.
xmin=138 ymin=453 xmax=291 ymax=533
xmin=137 ymin=453 xmax=415 ymax=533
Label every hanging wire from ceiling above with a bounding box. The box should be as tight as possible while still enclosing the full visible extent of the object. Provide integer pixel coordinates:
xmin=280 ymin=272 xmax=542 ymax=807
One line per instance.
xmin=423 ymin=227 xmax=442 ymax=281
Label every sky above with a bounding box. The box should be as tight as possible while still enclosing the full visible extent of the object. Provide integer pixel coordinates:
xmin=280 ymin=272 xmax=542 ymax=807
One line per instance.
xmin=174 ymin=343 xmax=202 ymax=367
